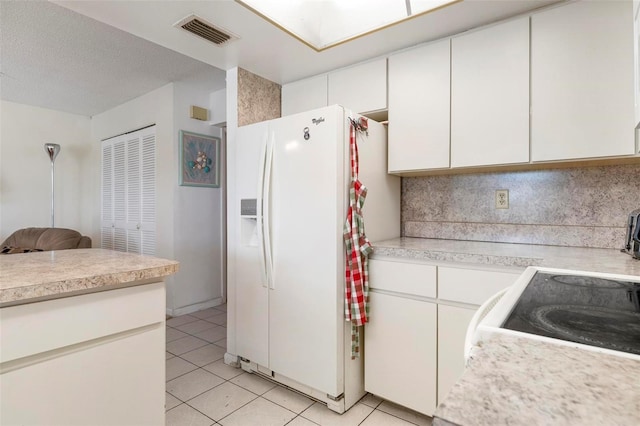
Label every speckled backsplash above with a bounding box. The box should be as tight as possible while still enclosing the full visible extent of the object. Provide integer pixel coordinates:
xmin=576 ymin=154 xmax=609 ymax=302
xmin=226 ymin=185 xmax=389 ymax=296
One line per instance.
xmin=237 ymin=68 xmax=281 ymax=126
xmin=402 ymin=164 xmax=640 ymax=249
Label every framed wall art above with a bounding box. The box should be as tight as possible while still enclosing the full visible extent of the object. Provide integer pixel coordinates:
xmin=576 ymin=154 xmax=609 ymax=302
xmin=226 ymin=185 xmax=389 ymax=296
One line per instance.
xmin=179 ymin=130 xmax=220 ymax=188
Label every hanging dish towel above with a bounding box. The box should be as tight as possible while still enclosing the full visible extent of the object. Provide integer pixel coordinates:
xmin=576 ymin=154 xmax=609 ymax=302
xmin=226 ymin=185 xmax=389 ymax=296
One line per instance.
xmin=344 ymin=117 xmax=372 ymax=359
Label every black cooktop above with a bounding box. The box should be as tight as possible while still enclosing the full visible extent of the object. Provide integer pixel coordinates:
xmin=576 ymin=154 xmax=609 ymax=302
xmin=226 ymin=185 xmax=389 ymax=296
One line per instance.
xmin=503 ymin=272 xmax=640 ymax=355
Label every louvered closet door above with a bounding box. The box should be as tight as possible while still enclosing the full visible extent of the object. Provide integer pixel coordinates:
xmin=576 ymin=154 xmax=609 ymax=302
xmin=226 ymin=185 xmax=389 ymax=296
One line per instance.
xmin=140 ymin=128 xmax=156 ymax=255
xmin=126 ymin=135 xmax=141 ymax=253
xmin=101 ymin=126 xmax=156 ymax=255
xmin=113 ymin=139 xmax=127 ymax=252
xmin=101 ymin=143 xmax=114 ymax=249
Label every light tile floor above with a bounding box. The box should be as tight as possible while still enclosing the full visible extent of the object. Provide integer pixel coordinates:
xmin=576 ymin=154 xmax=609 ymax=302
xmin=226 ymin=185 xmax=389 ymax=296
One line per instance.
xmin=166 ymin=305 xmax=433 ymax=426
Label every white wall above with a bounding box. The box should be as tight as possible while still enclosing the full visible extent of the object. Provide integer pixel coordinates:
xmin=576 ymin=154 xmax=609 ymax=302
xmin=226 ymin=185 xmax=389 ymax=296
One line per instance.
xmin=91 ymin=81 xmax=225 ymax=315
xmin=0 ymin=101 xmax=92 ymax=241
xmin=172 ymin=80 xmax=225 ymax=314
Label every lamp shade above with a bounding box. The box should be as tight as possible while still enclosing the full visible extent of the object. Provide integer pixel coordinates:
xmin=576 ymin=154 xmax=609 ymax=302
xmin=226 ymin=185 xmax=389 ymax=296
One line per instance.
xmin=44 ymin=143 xmax=61 ymax=163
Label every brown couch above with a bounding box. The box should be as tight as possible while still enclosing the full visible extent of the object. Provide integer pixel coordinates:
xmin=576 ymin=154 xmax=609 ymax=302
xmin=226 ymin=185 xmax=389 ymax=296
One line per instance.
xmin=1 ymin=227 xmax=92 ymax=254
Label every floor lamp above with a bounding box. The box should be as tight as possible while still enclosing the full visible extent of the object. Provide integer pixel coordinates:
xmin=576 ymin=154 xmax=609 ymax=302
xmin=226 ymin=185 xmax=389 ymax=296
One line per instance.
xmin=44 ymin=143 xmax=61 ymax=228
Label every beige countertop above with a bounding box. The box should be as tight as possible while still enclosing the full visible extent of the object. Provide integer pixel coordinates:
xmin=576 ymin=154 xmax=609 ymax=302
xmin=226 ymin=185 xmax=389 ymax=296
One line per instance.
xmin=373 ymin=237 xmax=640 ymax=276
xmin=434 ymin=333 xmax=640 ymax=425
xmin=0 ymin=248 xmax=179 ymax=307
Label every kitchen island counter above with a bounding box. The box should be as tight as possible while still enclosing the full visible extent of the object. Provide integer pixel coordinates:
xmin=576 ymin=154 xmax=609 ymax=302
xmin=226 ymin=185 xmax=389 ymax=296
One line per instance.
xmin=373 ymin=237 xmax=640 ymax=276
xmin=433 ymin=333 xmax=640 ymax=425
xmin=0 ymin=248 xmax=178 ymax=425
xmin=0 ymin=248 xmax=179 ymax=306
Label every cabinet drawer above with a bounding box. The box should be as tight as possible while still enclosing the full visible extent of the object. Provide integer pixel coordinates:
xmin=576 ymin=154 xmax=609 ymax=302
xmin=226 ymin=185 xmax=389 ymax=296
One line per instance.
xmin=438 ymin=267 xmax=520 ymax=305
xmin=369 ymin=259 xmax=436 ymax=298
xmin=1 ymin=282 xmax=165 ymax=363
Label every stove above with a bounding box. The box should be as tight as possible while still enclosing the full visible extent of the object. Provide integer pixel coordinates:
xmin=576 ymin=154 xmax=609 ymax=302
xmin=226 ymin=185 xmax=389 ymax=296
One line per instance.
xmin=476 ymin=267 xmax=640 ymax=360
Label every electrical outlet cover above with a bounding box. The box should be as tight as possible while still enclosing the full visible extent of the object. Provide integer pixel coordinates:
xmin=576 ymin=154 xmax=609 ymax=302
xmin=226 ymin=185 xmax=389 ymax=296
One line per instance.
xmin=495 ymin=189 xmax=509 ymax=209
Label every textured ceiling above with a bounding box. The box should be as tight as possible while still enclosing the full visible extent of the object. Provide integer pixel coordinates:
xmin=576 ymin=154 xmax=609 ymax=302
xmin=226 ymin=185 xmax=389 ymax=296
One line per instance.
xmin=0 ymin=1 xmax=226 ymax=117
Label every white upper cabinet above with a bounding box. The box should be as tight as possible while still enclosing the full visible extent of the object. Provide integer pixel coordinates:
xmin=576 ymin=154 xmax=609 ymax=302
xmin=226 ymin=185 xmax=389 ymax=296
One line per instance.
xmin=281 ymin=74 xmax=328 ymax=116
xmin=531 ymin=1 xmax=637 ymax=161
xmin=328 ymin=58 xmax=387 ymax=114
xmin=388 ymin=40 xmax=450 ymax=172
xmin=451 ymin=17 xmax=530 ymax=168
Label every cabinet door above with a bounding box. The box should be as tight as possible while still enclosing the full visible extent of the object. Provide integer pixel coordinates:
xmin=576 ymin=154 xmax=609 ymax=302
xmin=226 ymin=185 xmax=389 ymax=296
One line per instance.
xmin=531 ymin=1 xmax=637 ymax=161
xmin=281 ymin=75 xmax=328 ymax=116
xmin=126 ymin=134 xmax=142 ymax=253
xmin=451 ymin=18 xmax=530 ymax=168
xmin=437 ymin=304 xmax=476 ymax=403
xmin=365 ymin=292 xmax=437 ymax=416
xmin=328 ymin=58 xmax=387 ymax=114
xmin=388 ymin=40 xmax=450 ymax=172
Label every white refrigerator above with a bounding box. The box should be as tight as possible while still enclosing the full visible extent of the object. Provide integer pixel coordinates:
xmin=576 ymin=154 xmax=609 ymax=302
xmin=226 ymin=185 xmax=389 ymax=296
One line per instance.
xmin=227 ymin=105 xmax=400 ymax=413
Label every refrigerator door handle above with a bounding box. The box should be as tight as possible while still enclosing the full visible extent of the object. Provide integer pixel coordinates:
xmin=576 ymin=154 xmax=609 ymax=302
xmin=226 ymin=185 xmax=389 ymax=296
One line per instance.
xmin=257 ymin=136 xmax=270 ymax=288
xmin=263 ymin=132 xmax=275 ymax=289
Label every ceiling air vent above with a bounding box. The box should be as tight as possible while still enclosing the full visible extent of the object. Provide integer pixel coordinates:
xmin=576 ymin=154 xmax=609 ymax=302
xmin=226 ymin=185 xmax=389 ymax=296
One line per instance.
xmin=175 ymin=15 xmax=238 ymax=46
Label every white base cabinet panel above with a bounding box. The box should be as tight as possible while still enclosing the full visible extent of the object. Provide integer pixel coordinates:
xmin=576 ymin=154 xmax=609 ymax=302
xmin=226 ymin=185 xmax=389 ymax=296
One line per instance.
xmin=0 ymin=282 xmax=166 ymax=426
xmin=1 ymin=326 xmax=164 ymax=426
xmin=437 ymin=304 xmax=476 ymax=403
xmin=365 ymin=292 xmax=437 ymax=416
xmin=365 ymin=258 xmax=522 ymax=415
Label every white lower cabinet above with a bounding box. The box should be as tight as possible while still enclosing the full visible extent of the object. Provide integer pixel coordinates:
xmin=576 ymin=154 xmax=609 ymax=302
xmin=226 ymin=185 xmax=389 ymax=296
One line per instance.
xmin=0 ymin=283 xmax=166 ymax=425
xmin=437 ymin=304 xmax=476 ymax=402
xmin=436 ymin=266 xmax=521 ymax=403
xmin=365 ymin=292 xmax=438 ymax=415
xmin=365 ymin=258 xmax=522 ymax=415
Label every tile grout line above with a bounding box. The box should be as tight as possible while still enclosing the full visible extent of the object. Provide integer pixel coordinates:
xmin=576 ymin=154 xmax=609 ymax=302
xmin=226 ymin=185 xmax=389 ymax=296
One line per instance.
xmin=165 ymin=401 xmax=218 ymax=424
xmin=190 ymin=382 xmax=261 ymax=425
xmin=170 ymin=357 xmax=316 ymax=425
xmin=357 ymin=407 xmax=377 ymax=426
xmin=213 ymin=396 xmax=298 ymax=425
xmin=166 ymin=308 xmax=228 ymax=424
xmin=375 ymin=404 xmax=430 ymax=426
xmin=166 ymin=366 xmax=226 ymax=402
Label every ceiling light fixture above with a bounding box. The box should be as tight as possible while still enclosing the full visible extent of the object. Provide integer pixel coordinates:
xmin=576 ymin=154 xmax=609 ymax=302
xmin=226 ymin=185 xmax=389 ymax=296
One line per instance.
xmin=236 ymin=0 xmax=462 ymax=52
